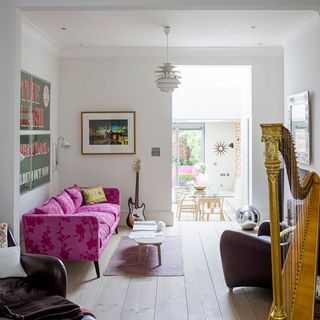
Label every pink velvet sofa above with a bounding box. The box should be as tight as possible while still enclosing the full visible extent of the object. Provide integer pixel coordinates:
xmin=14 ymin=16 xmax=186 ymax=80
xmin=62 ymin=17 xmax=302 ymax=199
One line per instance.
xmin=22 ymin=185 xmax=121 ymax=278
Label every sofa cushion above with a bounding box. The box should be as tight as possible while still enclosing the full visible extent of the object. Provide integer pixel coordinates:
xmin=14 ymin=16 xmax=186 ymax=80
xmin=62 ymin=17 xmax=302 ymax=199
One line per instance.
xmin=65 ymin=185 xmax=83 ymax=209
xmin=96 ymin=211 xmax=116 ymax=226
xmin=54 ymin=191 xmax=75 ymax=214
xmin=35 ymin=198 xmax=64 ymax=215
xmin=76 ymin=203 xmax=120 ymax=219
xmin=91 ymin=212 xmax=116 ymax=245
xmin=81 ymin=185 xmax=107 ymax=205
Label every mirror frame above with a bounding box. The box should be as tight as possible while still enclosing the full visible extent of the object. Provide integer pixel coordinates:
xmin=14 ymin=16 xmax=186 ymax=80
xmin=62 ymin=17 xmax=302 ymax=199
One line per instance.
xmin=287 ymin=91 xmax=310 ymax=165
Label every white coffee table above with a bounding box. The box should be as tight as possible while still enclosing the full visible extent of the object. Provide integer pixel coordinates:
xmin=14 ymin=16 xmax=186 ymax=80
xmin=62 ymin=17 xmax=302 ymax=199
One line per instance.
xmin=135 ymin=235 xmax=165 ymax=266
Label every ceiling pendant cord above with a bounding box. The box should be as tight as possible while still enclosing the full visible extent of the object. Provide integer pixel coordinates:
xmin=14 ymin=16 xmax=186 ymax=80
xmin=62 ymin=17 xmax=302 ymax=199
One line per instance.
xmin=166 ymin=27 xmax=169 ymax=63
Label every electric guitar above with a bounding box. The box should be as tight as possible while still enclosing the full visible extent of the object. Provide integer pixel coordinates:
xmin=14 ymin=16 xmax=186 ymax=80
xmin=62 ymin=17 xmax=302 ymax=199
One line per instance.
xmin=126 ymin=159 xmax=146 ymax=228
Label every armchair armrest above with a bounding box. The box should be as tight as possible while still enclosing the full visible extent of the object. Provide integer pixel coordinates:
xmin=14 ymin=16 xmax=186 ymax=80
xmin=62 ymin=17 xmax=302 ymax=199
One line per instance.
xmin=257 ymin=220 xmax=272 ymax=236
xmin=103 ymin=187 xmax=121 ymax=205
xmin=258 ymin=220 xmax=290 ymax=237
xmin=21 ymin=253 xmax=67 ymax=297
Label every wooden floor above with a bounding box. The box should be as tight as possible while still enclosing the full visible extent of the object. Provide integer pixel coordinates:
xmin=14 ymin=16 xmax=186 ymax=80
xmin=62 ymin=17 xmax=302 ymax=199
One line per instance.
xmin=65 ymin=221 xmax=272 ymax=320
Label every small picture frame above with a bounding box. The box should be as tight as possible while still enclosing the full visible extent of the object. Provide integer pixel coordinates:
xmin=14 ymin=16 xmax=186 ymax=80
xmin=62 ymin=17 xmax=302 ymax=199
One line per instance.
xmin=81 ymin=111 xmax=136 ymax=155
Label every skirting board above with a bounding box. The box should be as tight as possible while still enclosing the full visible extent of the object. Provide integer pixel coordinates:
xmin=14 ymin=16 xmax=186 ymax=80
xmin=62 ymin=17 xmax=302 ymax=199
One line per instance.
xmin=119 ymin=210 xmax=174 ymax=226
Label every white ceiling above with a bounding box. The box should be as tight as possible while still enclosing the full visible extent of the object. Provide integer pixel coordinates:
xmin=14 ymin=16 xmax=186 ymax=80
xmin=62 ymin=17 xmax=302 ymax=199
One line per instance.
xmin=23 ymin=10 xmax=315 ymax=48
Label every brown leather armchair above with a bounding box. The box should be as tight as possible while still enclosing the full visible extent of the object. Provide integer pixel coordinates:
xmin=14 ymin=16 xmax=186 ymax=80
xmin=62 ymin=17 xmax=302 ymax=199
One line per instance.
xmin=0 ymin=229 xmax=67 ymax=303
xmin=0 ymin=230 xmax=97 ymax=319
xmin=13 ymin=229 xmax=67 ymax=296
xmin=220 ymin=221 xmax=290 ymax=291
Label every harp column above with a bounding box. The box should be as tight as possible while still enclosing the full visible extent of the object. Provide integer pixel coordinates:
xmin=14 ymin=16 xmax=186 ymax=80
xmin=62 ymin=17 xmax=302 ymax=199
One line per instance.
xmin=261 ymin=124 xmax=286 ymax=320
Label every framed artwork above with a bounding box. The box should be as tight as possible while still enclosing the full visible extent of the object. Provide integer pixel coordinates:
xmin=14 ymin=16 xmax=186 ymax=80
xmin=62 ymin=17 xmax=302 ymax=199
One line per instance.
xmin=20 ymin=70 xmax=51 ymax=130
xmin=287 ymin=91 xmax=310 ymax=164
xmin=81 ymin=111 xmax=136 ymax=154
xmin=20 ymin=134 xmax=51 ymax=194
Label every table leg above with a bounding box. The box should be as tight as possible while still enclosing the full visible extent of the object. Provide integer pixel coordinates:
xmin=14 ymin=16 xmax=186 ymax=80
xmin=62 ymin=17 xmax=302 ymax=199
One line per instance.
xmin=157 ymin=244 xmax=162 ymax=265
xmin=196 ymin=201 xmax=200 ymax=221
xmin=138 ymin=244 xmax=142 ymax=263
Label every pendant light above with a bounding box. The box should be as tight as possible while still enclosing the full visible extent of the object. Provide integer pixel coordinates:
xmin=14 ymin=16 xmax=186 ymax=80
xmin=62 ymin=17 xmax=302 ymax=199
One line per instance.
xmin=155 ymin=26 xmax=181 ymax=93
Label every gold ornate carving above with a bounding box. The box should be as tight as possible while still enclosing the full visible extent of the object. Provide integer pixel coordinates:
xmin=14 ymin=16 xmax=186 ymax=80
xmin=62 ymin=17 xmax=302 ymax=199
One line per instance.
xmin=261 ymin=123 xmax=286 ymax=320
xmin=261 ymin=124 xmax=282 ymax=183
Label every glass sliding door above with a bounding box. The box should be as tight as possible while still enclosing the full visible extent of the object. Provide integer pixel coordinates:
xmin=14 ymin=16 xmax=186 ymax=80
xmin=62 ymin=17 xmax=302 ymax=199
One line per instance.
xmin=172 ymin=122 xmax=205 ymax=188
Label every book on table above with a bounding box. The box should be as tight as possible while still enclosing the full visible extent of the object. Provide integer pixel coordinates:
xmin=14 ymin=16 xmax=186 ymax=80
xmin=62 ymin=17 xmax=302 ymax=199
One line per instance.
xmin=133 ymin=223 xmax=157 ymax=232
xmin=128 ymin=231 xmax=164 ymax=239
xmin=129 ymin=221 xmax=165 ymax=239
xmin=133 ymin=220 xmax=165 ymax=232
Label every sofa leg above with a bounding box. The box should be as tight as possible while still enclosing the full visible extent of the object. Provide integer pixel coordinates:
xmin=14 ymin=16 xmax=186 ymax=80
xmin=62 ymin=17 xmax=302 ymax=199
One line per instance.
xmin=115 ymin=227 xmax=118 ymax=234
xmin=94 ymin=261 xmax=100 ymax=278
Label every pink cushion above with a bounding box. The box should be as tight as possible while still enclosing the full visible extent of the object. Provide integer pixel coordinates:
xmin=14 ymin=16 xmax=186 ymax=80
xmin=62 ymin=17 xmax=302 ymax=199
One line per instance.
xmin=35 ymin=198 xmax=64 ymax=215
xmin=65 ymin=185 xmax=83 ymax=209
xmin=94 ymin=211 xmax=116 ymax=226
xmin=76 ymin=203 xmax=120 ymax=218
xmin=54 ymin=191 xmax=76 ymax=214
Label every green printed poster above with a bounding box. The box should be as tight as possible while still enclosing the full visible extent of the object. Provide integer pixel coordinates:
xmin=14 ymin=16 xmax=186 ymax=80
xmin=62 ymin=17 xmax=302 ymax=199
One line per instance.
xmin=31 ymin=135 xmax=51 ymax=189
xmin=20 ymin=135 xmax=32 ymax=194
xmin=20 ymin=71 xmax=32 ymax=130
xmin=20 ymin=71 xmax=50 ymax=130
xmin=20 ymin=134 xmax=51 ymax=194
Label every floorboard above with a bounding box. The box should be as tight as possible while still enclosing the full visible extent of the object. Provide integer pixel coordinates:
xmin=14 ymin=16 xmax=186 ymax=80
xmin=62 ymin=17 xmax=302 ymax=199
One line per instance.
xmin=181 ymin=222 xmax=223 ymax=320
xmin=66 ymin=221 xmax=271 ymax=320
xmin=154 ymin=277 xmax=188 ymax=320
xmin=92 ymin=276 xmax=130 ymax=319
xmin=198 ymin=222 xmax=242 ymax=320
xmin=120 ymin=277 xmax=157 ymax=320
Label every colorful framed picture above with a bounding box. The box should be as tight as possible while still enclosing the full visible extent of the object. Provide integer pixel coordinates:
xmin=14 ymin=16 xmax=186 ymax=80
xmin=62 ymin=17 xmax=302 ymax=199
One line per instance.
xmin=81 ymin=111 xmax=136 ymax=155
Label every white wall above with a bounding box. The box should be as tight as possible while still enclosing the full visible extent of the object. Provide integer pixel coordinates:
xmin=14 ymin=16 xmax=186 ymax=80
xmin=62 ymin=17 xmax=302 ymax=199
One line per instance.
xmin=284 ymin=20 xmax=320 ymax=173
xmin=0 ymin=2 xmax=20 ymax=236
xmin=173 ymin=65 xmax=250 ymax=121
xmin=59 ymin=54 xmax=283 ymax=223
xmin=250 ymin=57 xmax=284 ymax=220
xmin=59 ymin=57 xmax=173 ymax=224
xmin=19 ymin=19 xmax=60 ymax=215
xmin=205 ymin=122 xmax=236 ymax=190
xmin=283 ymin=19 xmax=320 ymax=221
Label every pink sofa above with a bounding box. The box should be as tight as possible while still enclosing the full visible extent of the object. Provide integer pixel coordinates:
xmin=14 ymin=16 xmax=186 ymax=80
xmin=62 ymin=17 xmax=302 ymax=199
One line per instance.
xmin=22 ymin=186 xmax=121 ymax=278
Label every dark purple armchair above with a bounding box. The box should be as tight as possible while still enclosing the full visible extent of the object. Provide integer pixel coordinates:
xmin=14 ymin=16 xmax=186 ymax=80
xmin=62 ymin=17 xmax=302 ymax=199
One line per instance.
xmin=220 ymin=221 xmax=290 ymax=291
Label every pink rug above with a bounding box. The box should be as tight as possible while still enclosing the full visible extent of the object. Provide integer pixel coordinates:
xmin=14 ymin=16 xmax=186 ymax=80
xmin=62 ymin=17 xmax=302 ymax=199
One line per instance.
xmin=104 ymin=236 xmax=184 ymax=276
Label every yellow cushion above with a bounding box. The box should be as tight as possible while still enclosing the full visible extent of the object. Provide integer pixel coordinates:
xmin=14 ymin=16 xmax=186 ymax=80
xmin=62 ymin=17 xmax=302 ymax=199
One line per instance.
xmin=81 ymin=185 xmax=107 ymax=205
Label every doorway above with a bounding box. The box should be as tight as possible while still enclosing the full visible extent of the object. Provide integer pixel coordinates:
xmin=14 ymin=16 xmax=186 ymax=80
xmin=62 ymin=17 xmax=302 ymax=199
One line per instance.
xmin=172 ymin=65 xmax=252 ymax=220
xmin=172 ymin=122 xmax=205 ymax=188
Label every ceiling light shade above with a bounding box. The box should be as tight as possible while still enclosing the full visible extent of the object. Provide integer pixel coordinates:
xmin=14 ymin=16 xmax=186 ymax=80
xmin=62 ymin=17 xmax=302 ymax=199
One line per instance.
xmin=155 ymin=26 xmax=181 ymax=93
